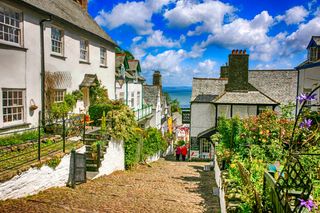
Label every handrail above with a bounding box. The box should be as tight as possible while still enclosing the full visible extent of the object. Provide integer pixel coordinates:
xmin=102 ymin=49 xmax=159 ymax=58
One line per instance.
xmin=134 ymin=105 xmax=153 ymax=121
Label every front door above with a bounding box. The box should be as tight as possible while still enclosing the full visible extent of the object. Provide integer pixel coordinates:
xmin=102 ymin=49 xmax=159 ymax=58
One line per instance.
xmin=200 ymin=138 xmax=212 ymax=159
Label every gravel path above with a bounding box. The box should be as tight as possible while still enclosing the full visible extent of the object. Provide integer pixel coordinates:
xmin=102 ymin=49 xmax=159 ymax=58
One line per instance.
xmin=0 ymin=157 xmax=220 ymax=213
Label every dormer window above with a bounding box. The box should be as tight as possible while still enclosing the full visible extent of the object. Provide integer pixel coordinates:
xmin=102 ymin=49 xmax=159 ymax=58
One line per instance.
xmin=308 ymin=47 xmax=319 ymax=62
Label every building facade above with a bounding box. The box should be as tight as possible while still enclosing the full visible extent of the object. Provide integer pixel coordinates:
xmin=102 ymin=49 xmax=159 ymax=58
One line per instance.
xmin=295 ymin=36 xmax=320 ymax=112
xmin=190 ymin=50 xmax=298 ymax=159
xmin=0 ymin=0 xmax=116 ymax=131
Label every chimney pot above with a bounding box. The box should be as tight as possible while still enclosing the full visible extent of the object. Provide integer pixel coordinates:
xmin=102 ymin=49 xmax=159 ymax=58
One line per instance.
xmin=239 ymin=50 xmax=243 ymax=54
xmin=243 ymin=49 xmax=246 ymax=54
xmin=235 ymin=49 xmax=239 ymax=54
xmin=232 ymin=49 xmax=235 ymax=54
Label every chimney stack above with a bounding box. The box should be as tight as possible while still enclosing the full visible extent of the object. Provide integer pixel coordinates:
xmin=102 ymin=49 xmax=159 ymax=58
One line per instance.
xmin=225 ymin=49 xmax=249 ymax=92
xmin=153 ymin=71 xmax=162 ymax=90
xmin=220 ymin=65 xmax=229 ymax=78
xmin=74 ymin=0 xmax=88 ymax=10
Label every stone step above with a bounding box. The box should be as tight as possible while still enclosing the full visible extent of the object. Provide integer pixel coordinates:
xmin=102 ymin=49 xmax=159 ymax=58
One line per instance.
xmin=85 ymin=146 xmax=107 ymax=152
xmin=85 ymin=152 xmax=104 ymax=160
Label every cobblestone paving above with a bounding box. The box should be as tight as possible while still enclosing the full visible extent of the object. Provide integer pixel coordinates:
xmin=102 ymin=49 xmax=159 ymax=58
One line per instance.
xmin=0 ymin=157 xmax=220 ymax=213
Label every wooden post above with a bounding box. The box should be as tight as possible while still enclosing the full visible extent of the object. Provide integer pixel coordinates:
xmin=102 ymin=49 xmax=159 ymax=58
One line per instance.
xmin=71 ymin=149 xmax=76 ymax=188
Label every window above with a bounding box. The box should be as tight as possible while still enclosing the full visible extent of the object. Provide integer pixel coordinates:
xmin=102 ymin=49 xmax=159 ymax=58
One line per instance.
xmin=2 ymin=89 xmax=24 ymax=123
xmin=80 ymin=39 xmax=89 ymax=61
xmin=100 ymin=47 xmax=107 ymax=65
xmin=54 ymin=90 xmax=65 ymax=103
xmin=51 ymin=27 xmax=63 ymax=54
xmin=309 ymin=47 xmax=318 ymax=62
xmin=0 ymin=5 xmax=21 ymax=45
xmin=131 ymin=92 xmax=134 ymax=108
xmin=137 ymin=91 xmax=140 ymax=108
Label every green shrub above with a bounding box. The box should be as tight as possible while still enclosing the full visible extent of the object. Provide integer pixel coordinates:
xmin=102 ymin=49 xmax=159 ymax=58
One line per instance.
xmin=88 ymin=103 xmax=113 ymax=124
xmin=142 ymin=128 xmax=167 ymax=158
xmin=125 ymin=130 xmax=143 ymax=169
xmin=0 ymin=130 xmax=41 ymax=146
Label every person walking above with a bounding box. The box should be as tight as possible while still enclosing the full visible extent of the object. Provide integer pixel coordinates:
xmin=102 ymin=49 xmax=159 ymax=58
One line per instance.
xmin=175 ymin=145 xmax=181 ymax=161
xmin=181 ymin=145 xmax=187 ymax=161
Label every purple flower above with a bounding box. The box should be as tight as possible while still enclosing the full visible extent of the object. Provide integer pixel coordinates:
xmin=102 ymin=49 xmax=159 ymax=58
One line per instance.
xmin=299 ymin=119 xmax=313 ymax=129
xmin=298 ymin=199 xmax=318 ymax=212
xmin=297 ymin=93 xmax=317 ymax=104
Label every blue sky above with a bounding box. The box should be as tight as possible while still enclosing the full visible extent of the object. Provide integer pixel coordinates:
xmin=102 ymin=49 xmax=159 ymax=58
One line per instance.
xmin=88 ymin=0 xmax=320 ymax=86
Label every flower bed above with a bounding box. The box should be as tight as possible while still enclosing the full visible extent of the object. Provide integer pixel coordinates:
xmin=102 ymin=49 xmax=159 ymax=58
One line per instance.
xmin=213 ymin=108 xmax=320 ymax=212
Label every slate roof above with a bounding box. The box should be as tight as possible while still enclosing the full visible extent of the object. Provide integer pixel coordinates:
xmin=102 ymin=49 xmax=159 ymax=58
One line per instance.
xmin=20 ymin=0 xmax=116 ymax=45
xmin=128 ymin=60 xmax=139 ymax=71
xmin=79 ymin=74 xmax=97 ymax=87
xmin=191 ymin=78 xmax=228 ymax=101
xmin=115 ymin=54 xmax=126 ymax=68
xmin=193 ymin=95 xmax=218 ymax=103
xmin=143 ymin=85 xmax=160 ymax=108
xmin=191 ymin=69 xmax=297 ymax=105
xmin=249 ymin=70 xmax=298 ymax=104
xmin=214 ymin=91 xmax=278 ymax=105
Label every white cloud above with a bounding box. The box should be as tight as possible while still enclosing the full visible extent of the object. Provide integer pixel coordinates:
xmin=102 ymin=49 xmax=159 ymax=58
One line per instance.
xmin=142 ymin=49 xmax=187 ymax=73
xmin=94 ymin=0 xmax=172 ymax=35
xmin=276 ymin=6 xmax=309 ymax=25
xmin=143 ymin=30 xmax=183 ymax=48
xmin=193 ymin=59 xmax=218 ymax=77
xmin=164 ymin=0 xmax=234 ymax=35
xmin=200 ymin=11 xmax=273 ymax=49
xmin=285 ymin=16 xmax=320 ymax=53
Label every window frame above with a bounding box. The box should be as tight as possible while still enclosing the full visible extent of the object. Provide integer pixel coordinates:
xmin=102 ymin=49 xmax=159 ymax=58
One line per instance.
xmin=51 ymin=26 xmax=64 ymax=55
xmin=54 ymin=89 xmax=66 ymax=103
xmin=100 ymin=47 xmax=107 ymax=66
xmin=1 ymin=88 xmax=25 ymax=126
xmin=0 ymin=3 xmax=23 ymax=47
xmin=137 ymin=91 xmax=141 ymax=108
xmin=80 ymin=39 xmax=89 ymax=62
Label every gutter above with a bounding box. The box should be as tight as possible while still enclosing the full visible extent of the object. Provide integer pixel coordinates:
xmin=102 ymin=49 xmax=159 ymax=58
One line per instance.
xmin=40 ymin=16 xmax=52 ymax=126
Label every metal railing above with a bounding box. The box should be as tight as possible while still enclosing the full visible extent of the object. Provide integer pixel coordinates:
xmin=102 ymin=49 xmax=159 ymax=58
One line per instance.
xmin=0 ymin=112 xmax=89 ymax=179
xmin=134 ymin=105 xmax=153 ymax=121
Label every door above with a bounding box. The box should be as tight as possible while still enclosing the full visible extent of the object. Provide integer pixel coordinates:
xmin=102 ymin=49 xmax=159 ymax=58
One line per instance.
xmin=200 ymin=138 xmax=211 ymax=159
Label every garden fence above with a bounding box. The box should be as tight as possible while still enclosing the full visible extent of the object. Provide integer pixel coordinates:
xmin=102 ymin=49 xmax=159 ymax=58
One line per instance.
xmin=0 ymin=111 xmax=88 ymax=179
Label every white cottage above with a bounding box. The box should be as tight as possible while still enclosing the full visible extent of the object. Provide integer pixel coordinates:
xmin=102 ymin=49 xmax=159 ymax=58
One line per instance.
xmin=190 ymin=50 xmax=298 ymax=159
xmin=295 ymin=36 xmax=320 ymax=112
xmin=0 ymin=0 xmax=116 ymax=132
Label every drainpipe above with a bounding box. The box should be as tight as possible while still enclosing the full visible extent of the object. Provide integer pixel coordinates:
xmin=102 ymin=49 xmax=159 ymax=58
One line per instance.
xmin=125 ymin=80 xmax=128 ymax=105
xmin=40 ymin=16 xmax=52 ymax=126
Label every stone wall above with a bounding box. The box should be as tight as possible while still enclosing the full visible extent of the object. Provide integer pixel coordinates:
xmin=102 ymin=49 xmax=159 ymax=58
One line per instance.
xmin=146 ymin=151 xmax=161 ymax=163
xmin=92 ymin=139 xmax=125 ymax=179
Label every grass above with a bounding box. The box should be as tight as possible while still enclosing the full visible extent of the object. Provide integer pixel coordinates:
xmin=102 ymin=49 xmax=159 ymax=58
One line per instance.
xmin=0 ymin=130 xmax=42 ymax=146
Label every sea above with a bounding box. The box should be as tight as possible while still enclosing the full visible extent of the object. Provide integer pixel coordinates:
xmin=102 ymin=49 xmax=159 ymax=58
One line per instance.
xmin=163 ymin=86 xmax=192 ymax=108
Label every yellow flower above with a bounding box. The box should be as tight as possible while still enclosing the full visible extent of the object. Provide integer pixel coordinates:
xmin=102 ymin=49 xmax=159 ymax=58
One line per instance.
xmin=230 ymin=164 xmax=236 ymax=168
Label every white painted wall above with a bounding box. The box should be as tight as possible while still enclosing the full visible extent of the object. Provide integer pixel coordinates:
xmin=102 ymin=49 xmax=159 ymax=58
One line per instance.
xmin=0 ymin=146 xmax=85 ymax=200
xmin=148 ymin=91 xmax=162 ymax=130
xmin=298 ymin=66 xmax=320 ymax=110
xmin=93 ymin=139 xmax=125 ymax=179
xmin=0 ymin=1 xmax=115 ymax=130
xmin=190 ymin=103 xmax=216 ymax=137
xmin=115 ymin=81 xmax=143 ymax=111
xmin=146 ymin=151 xmax=161 ymax=163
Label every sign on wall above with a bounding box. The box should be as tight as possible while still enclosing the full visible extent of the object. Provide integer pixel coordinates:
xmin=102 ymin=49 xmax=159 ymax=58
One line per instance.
xmin=182 ymin=108 xmax=191 ymax=124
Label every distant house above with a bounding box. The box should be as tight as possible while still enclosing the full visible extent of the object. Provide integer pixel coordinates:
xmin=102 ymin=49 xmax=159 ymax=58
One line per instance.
xmin=295 ymin=36 xmax=320 ymax=112
xmin=144 ymin=71 xmax=171 ymax=130
xmin=0 ymin=0 xmax=116 ymax=131
xmin=115 ymin=54 xmax=152 ymax=126
xmin=190 ymin=50 xmax=298 ymax=159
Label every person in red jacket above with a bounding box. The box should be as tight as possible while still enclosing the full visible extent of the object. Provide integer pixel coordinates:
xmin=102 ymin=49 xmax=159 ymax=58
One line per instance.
xmin=175 ymin=145 xmax=181 ymax=161
xmin=181 ymin=145 xmax=188 ymax=161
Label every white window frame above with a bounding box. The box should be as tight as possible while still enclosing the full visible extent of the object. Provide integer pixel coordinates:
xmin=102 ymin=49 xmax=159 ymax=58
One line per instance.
xmin=0 ymin=3 xmax=22 ymax=46
xmin=80 ymin=39 xmax=89 ymax=61
xmin=100 ymin=47 xmax=107 ymax=65
xmin=51 ymin=26 xmax=64 ymax=55
xmin=2 ymin=88 xmax=25 ymax=126
xmin=309 ymin=47 xmax=318 ymax=62
xmin=54 ymin=89 xmax=66 ymax=103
